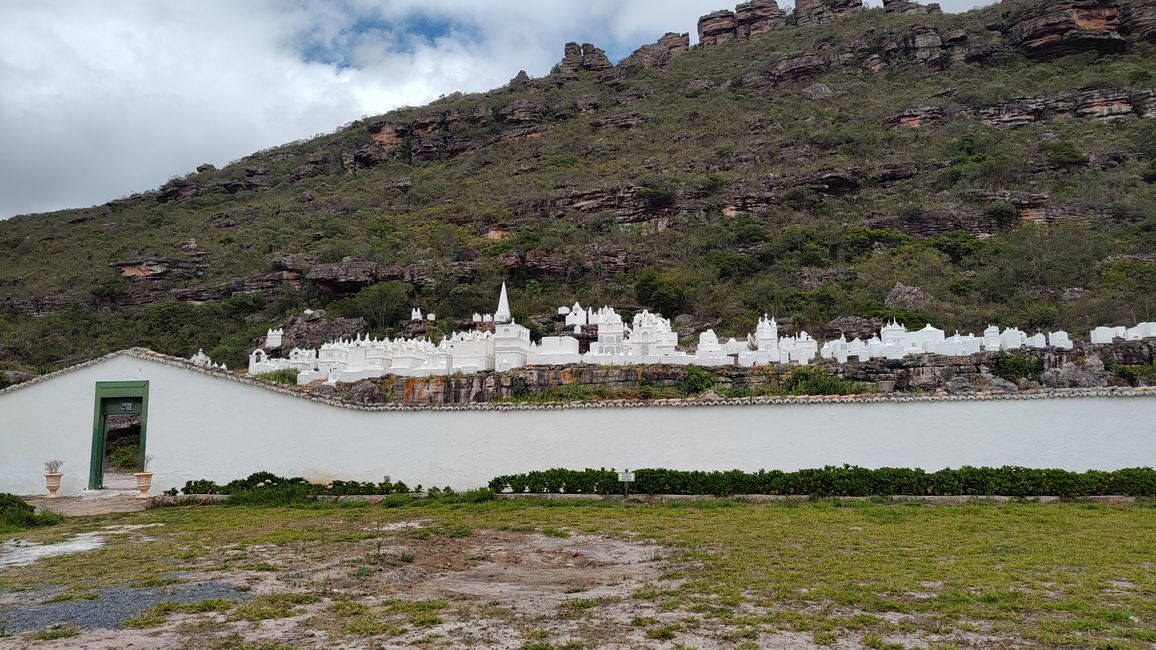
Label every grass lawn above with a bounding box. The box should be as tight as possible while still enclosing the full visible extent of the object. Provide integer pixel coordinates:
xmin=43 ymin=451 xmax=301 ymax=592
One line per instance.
xmin=0 ymin=499 xmax=1153 ymax=648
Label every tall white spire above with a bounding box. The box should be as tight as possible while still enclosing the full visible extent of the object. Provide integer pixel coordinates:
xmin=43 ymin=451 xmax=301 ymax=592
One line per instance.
xmin=495 ymin=282 xmax=511 ymax=323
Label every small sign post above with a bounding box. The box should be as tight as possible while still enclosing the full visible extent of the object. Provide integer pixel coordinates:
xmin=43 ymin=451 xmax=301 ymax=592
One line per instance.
xmin=618 ymin=469 xmax=635 ymax=498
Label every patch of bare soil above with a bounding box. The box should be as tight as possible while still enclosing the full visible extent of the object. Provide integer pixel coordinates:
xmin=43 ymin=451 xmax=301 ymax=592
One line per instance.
xmin=0 ymin=526 xmax=689 ymax=649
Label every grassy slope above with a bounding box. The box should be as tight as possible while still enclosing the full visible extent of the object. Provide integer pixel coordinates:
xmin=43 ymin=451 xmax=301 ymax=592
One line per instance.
xmin=1 ymin=4 xmax=1155 ymax=371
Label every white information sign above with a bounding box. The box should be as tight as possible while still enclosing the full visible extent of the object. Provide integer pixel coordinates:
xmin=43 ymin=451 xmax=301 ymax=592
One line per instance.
xmin=618 ymin=471 xmax=635 ymax=483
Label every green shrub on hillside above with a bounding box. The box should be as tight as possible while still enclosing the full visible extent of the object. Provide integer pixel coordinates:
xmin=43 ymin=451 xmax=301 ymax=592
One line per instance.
xmin=0 ymin=492 xmax=63 ymax=531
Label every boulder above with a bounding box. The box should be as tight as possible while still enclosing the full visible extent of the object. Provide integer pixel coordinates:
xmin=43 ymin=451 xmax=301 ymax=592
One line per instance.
xmin=801 ymin=83 xmax=833 ymax=99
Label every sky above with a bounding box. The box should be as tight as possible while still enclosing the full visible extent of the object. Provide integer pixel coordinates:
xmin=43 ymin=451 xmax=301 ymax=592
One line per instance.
xmin=0 ymin=0 xmax=997 ymax=219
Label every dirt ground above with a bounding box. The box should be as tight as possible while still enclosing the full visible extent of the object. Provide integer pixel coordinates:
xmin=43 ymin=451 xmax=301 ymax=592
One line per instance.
xmin=0 ymin=521 xmax=698 ymax=649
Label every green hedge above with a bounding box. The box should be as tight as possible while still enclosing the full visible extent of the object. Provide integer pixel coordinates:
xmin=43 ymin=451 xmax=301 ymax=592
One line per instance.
xmin=179 ymin=472 xmax=413 ymax=496
xmin=487 ymin=466 xmax=1156 ymax=498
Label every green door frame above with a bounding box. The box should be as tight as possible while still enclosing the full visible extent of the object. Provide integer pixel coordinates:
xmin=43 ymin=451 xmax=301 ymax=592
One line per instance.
xmin=89 ymin=381 xmax=150 ymax=490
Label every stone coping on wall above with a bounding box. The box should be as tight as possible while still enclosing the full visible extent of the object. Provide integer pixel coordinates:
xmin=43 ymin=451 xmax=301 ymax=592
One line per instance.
xmin=2 ymin=347 xmax=1155 ymax=412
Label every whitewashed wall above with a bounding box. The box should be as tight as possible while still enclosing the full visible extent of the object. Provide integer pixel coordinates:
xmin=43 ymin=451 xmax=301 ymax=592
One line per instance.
xmin=1 ymin=354 xmax=1155 ymax=496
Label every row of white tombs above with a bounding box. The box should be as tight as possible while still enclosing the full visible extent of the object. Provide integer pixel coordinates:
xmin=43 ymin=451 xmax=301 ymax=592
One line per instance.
xmin=240 ymin=285 xmax=1156 ymax=385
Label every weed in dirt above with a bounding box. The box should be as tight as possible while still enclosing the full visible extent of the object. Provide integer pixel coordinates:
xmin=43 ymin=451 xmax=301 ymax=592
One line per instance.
xmin=541 ymin=527 xmax=570 ymax=538
xmin=864 ymin=634 xmax=906 ymax=650
xmin=380 ymin=598 xmax=447 ymax=626
xmin=123 ymin=599 xmax=237 ymax=628
xmin=205 ymin=636 xmax=296 ymax=650
xmin=342 ymin=616 xmax=400 ymax=637
xmin=814 ymin=630 xmax=837 ymax=645
xmin=26 ymin=627 xmax=79 ymax=640
xmin=647 ymin=624 xmax=679 ymax=640
xmin=228 ymin=592 xmax=319 ymax=622
xmin=327 ymin=600 xmax=369 ymax=617
xmin=41 ymin=589 xmax=99 ymax=603
xmin=130 ymin=575 xmax=184 ymax=588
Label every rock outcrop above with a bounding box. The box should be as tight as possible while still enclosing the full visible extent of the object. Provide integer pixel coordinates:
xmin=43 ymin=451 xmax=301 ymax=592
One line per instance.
xmin=590 ymin=112 xmax=653 ymax=130
xmin=736 ymin=0 xmax=787 ymax=38
xmin=1120 ymin=0 xmax=1156 ymax=42
xmin=110 ymin=257 xmax=206 ymax=282
xmin=769 ymin=52 xmax=827 ymax=85
xmin=996 ymin=0 xmax=1126 ymax=60
xmin=559 ymin=42 xmax=613 ymax=73
xmin=304 ymin=258 xmax=401 ymax=294
xmin=882 ymin=0 xmax=941 ymax=15
xmin=621 ymin=33 xmax=690 ymax=70
xmin=276 ymin=310 xmax=367 ymax=352
xmin=553 ymin=186 xmax=677 ymax=224
xmin=888 ymin=88 xmax=1155 ymax=131
xmin=796 ymin=0 xmax=864 ymax=26
xmin=698 ymin=10 xmax=739 ymax=46
xmin=355 ymin=102 xmax=525 ymax=165
xmin=698 ymin=1 xmax=785 ymax=47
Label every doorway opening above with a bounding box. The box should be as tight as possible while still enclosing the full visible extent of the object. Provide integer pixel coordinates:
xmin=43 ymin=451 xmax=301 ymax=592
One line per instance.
xmin=90 ymin=382 xmax=149 ymax=490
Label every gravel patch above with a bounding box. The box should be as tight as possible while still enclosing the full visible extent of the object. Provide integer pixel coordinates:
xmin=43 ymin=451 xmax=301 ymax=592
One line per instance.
xmin=0 ymin=580 xmax=247 ymax=634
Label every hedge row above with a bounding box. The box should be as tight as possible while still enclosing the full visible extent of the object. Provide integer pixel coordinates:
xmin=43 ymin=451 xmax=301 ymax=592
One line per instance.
xmin=179 ymin=472 xmax=416 ymax=496
xmin=487 ymin=466 xmax=1156 ymax=497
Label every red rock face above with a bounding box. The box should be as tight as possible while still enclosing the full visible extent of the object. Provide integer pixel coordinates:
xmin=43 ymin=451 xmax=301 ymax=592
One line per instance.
xmin=998 ymin=0 xmax=1125 ymax=60
xmin=367 ymin=122 xmax=408 ymax=149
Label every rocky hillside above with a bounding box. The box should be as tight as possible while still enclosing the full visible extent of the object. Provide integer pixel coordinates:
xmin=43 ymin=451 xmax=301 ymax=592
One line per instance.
xmin=1 ymin=0 xmax=1155 ymax=372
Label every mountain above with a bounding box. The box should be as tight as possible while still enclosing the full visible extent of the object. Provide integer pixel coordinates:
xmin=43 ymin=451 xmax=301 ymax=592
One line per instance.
xmin=1 ymin=0 xmax=1155 ymax=374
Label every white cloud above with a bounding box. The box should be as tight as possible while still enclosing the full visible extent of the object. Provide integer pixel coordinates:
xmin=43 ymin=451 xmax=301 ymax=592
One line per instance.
xmin=0 ymin=0 xmax=997 ymax=218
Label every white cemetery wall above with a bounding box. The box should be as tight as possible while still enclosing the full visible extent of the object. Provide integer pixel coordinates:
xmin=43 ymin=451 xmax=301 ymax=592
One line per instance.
xmin=1 ymin=353 xmax=1155 ymax=496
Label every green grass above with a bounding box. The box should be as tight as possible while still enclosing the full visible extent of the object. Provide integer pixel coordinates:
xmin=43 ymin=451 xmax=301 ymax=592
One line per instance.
xmin=0 ymin=500 xmax=1152 ymax=647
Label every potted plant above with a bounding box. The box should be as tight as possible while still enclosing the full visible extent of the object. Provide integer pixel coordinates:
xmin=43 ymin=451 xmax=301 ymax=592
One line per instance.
xmin=43 ymin=460 xmax=64 ymax=498
xmin=134 ymin=455 xmax=154 ymax=499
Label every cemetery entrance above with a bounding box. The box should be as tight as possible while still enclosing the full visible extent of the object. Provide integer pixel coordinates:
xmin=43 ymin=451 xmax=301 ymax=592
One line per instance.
xmin=88 ymin=381 xmax=149 ymax=490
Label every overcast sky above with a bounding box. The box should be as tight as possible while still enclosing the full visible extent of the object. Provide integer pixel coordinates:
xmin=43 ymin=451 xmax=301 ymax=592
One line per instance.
xmin=0 ymin=0 xmax=997 ymax=219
